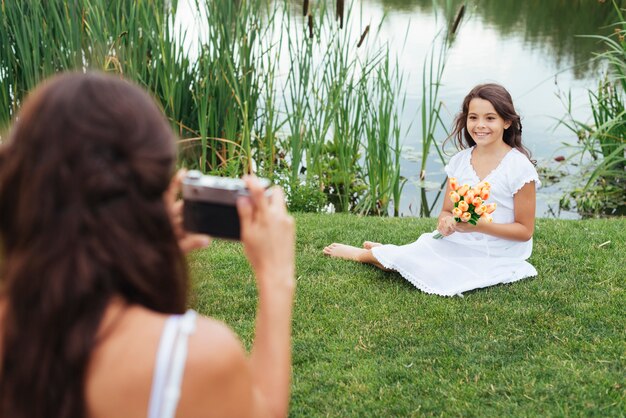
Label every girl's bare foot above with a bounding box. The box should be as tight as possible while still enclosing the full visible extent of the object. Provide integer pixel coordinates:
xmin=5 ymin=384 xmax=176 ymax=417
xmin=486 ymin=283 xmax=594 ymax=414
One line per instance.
xmin=323 ymin=243 xmax=369 ymax=262
xmin=323 ymin=243 xmax=390 ymax=271
xmin=362 ymin=241 xmax=382 ymax=250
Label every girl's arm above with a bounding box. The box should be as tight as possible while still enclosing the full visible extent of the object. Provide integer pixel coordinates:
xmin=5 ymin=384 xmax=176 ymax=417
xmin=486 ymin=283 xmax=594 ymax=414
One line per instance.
xmin=454 ymin=181 xmax=536 ymax=241
xmin=436 ymin=181 xmax=456 ymax=236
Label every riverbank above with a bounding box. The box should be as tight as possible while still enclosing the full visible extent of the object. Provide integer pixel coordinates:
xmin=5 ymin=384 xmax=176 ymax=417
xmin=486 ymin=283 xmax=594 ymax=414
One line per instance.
xmin=189 ymin=214 xmax=624 ymax=416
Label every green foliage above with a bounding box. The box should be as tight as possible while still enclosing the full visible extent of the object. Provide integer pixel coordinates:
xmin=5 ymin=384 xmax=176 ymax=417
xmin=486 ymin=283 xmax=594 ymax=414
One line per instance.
xmin=557 ymin=2 xmax=626 ymax=217
xmin=286 ymin=180 xmax=328 ymax=214
xmin=189 ymin=213 xmax=626 ymax=416
xmin=273 ymin=170 xmax=328 ymax=213
xmin=0 ymin=0 xmax=408 ymax=217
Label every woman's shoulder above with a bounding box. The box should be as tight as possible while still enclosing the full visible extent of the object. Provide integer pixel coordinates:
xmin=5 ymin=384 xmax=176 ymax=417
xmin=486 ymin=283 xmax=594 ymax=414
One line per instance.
xmin=187 ymin=315 xmax=246 ymax=369
xmin=87 ymin=302 xmax=250 ymax=417
xmin=176 ymin=315 xmax=253 ymax=416
xmin=86 ymin=303 xmax=173 ymax=417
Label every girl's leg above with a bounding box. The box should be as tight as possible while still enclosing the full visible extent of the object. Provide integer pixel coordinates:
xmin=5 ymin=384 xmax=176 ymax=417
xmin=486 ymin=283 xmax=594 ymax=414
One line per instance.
xmin=323 ymin=243 xmax=389 ymax=270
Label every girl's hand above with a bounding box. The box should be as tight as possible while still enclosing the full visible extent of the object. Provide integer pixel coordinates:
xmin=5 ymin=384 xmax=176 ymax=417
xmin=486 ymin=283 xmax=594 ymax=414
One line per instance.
xmin=437 ymin=215 xmax=456 ymax=236
xmin=165 ymin=169 xmax=212 ymax=253
xmin=237 ymin=176 xmax=295 ymax=290
xmin=453 ymin=218 xmax=487 ymax=234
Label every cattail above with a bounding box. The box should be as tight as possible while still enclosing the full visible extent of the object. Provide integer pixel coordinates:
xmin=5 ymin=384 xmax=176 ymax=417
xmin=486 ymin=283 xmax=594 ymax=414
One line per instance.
xmin=308 ymin=14 xmax=313 ymax=39
xmin=451 ymin=4 xmax=465 ymax=35
xmin=303 ymin=0 xmax=309 ymax=17
xmin=357 ymin=25 xmax=370 ymax=48
xmin=336 ymin=0 xmax=344 ymax=29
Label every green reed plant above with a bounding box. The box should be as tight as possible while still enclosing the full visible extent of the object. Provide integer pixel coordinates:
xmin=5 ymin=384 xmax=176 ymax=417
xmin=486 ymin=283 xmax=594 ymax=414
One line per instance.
xmin=416 ymin=3 xmax=465 ymax=217
xmin=557 ymin=0 xmax=625 ymax=216
xmin=0 ymin=0 xmax=179 ymax=128
xmin=1 ymin=0 xmax=410 ymax=216
xmin=360 ymin=55 xmax=406 ymax=216
xmin=293 ymin=0 xmax=363 ymax=212
xmin=274 ymin=0 xmax=405 ymax=214
xmin=284 ymin=7 xmax=314 ymax=185
xmin=253 ymin=7 xmax=284 ymax=180
xmin=189 ymin=0 xmax=269 ymax=175
xmin=558 ymin=79 xmax=626 ymax=216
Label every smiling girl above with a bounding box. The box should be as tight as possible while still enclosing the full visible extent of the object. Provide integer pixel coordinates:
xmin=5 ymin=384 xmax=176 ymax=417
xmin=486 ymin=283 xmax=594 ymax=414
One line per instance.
xmin=323 ymin=84 xmax=541 ymax=296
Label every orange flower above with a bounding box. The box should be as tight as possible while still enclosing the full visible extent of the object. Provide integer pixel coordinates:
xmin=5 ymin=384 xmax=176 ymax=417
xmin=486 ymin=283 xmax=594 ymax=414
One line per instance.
xmin=474 ymin=204 xmax=486 ymax=215
xmin=465 ymin=190 xmax=476 ymax=201
xmin=460 ymin=212 xmax=472 ymax=222
xmin=481 ymin=213 xmax=493 ymax=223
xmin=457 ymin=184 xmax=470 ymax=196
xmin=472 ymin=196 xmax=483 ymax=207
xmin=485 ymin=202 xmax=497 ymax=214
xmin=449 ymin=191 xmax=461 ymax=203
xmin=458 ymin=200 xmax=469 ymax=212
xmin=480 ymin=188 xmax=490 ymax=200
xmin=452 ymin=207 xmax=462 ymax=218
xmin=449 ymin=177 xmax=459 ymax=191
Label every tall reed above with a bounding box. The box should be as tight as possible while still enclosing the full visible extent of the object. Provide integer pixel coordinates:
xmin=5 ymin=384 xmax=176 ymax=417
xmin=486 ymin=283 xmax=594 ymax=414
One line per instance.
xmin=1 ymin=0 xmax=409 ymax=216
xmin=417 ymin=3 xmax=465 ymax=217
xmin=557 ymin=0 xmax=625 ymax=216
xmin=360 ymin=54 xmax=406 ymax=216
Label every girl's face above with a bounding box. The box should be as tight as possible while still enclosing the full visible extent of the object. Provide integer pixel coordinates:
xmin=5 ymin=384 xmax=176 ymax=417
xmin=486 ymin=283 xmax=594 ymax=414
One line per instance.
xmin=466 ymin=98 xmax=511 ymax=148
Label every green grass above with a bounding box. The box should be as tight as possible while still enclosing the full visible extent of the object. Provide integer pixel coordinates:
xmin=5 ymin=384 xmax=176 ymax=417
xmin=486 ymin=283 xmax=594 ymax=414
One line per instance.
xmin=188 ymin=214 xmax=625 ymax=417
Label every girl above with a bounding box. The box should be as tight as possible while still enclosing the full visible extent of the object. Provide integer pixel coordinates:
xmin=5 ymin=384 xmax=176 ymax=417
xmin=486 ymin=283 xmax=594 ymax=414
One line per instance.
xmin=323 ymin=83 xmax=541 ymax=296
xmin=0 ymin=73 xmax=295 ymax=417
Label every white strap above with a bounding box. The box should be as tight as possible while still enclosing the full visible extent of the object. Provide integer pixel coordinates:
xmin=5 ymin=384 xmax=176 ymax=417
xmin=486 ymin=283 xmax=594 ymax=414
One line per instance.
xmin=148 ymin=310 xmax=197 ymax=418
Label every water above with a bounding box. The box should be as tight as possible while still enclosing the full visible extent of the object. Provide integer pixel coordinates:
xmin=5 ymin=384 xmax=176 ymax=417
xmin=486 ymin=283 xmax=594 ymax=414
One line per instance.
xmin=176 ymin=0 xmax=618 ymax=218
xmin=355 ymin=0 xmax=614 ymax=219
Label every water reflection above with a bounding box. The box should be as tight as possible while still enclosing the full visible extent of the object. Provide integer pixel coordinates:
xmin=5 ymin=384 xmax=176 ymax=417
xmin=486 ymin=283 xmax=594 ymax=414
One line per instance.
xmin=374 ymin=0 xmax=622 ymax=78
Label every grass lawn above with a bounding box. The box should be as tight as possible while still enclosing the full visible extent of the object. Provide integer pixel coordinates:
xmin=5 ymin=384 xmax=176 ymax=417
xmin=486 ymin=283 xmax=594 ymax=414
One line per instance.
xmin=188 ymin=214 xmax=625 ymax=417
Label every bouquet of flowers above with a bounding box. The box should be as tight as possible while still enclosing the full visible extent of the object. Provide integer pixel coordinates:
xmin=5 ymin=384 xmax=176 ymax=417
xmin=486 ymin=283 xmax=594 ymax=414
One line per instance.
xmin=433 ymin=177 xmax=496 ymax=239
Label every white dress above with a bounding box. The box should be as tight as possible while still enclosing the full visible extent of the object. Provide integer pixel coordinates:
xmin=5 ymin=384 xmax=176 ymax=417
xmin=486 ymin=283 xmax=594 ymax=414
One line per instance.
xmin=371 ymin=147 xmax=541 ymax=296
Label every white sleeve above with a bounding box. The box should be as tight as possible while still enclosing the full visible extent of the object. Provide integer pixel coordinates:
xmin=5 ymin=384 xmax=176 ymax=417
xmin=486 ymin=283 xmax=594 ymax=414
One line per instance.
xmin=510 ymin=154 xmax=541 ymax=195
xmin=444 ymin=151 xmax=464 ymax=178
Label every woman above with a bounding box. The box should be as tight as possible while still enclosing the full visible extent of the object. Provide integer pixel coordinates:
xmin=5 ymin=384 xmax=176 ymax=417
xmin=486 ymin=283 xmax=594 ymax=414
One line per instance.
xmin=0 ymin=72 xmax=295 ymax=418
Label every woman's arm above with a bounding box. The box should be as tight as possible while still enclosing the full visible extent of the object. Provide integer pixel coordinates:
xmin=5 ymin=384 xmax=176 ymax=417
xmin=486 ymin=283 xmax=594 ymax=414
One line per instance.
xmin=454 ymin=181 xmax=536 ymax=241
xmin=177 ymin=176 xmax=295 ymax=418
xmin=237 ymin=177 xmax=296 ymax=417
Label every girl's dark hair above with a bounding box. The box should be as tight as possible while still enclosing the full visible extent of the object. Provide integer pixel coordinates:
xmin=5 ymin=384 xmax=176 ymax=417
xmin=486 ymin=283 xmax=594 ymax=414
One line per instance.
xmin=448 ymin=83 xmax=533 ymax=161
xmin=0 ymin=72 xmax=188 ymax=418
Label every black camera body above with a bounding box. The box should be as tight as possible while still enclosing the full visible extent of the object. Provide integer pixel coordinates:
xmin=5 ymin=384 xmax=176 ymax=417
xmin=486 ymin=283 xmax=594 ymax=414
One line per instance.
xmin=182 ymin=170 xmax=271 ymax=240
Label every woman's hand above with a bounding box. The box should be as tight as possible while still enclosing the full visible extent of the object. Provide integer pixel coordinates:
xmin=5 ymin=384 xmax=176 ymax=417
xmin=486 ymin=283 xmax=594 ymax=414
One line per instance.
xmin=165 ymin=169 xmax=212 ymax=253
xmin=436 ymin=214 xmax=456 ymax=236
xmin=237 ymin=176 xmax=295 ymax=290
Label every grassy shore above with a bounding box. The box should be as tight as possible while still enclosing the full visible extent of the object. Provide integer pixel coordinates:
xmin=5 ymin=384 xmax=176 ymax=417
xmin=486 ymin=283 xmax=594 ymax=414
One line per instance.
xmin=188 ymin=215 xmax=625 ymax=417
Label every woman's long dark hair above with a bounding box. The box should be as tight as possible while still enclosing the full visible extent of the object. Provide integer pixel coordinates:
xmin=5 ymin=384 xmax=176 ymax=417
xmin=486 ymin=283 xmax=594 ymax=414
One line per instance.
xmin=447 ymin=83 xmax=533 ymax=162
xmin=0 ymin=72 xmax=188 ymax=418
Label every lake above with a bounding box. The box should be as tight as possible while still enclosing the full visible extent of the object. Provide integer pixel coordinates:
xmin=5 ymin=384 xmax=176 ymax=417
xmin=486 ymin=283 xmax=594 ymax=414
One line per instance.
xmin=177 ymin=0 xmax=618 ymax=218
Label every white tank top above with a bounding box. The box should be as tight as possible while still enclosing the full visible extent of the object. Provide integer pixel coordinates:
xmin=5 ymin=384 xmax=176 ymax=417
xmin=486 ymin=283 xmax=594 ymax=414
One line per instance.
xmin=147 ymin=309 xmax=197 ymax=418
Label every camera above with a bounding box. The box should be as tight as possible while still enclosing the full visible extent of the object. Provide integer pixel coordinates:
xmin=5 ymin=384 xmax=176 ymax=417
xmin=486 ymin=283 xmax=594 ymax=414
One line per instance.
xmin=182 ymin=170 xmax=272 ymax=240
